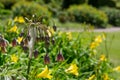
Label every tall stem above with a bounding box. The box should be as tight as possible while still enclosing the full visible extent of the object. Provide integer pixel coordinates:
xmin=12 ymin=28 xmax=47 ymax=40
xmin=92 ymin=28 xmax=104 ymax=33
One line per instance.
xmin=27 ymin=24 xmax=36 ymax=80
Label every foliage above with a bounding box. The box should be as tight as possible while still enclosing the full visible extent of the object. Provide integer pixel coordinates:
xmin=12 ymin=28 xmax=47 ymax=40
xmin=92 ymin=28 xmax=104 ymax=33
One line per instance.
xmin=12 ymin=1 xmax=51 ymax=20
xmin=88 ymin=0 xmax=116 ymax=8
xmin=67 ymin=4 xmax=108 ymax=28
xmin=0 ymin=16 xmax=119 ymax=80
xmin=100 ymin=7 xmax=120 ymax=26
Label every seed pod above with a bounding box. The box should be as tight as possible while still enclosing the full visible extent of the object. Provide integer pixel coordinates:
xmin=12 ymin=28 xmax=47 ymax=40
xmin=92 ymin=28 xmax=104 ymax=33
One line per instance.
xmin=56 ymin=50 xmax=64 ymax=62
xmin=12 ymin=38 xmax=17 ymax=47
xmin=44 ymin=53 xmax=50 ymax=64
xmin=53 ymin=25 xmax=57 ymax=31
xmin=34 ymin=50 xmax=39 ymax=58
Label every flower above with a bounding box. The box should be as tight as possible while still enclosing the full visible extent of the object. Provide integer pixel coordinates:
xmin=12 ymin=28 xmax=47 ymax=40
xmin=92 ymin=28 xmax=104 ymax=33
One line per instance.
xmin=87 ymin=74 xmax=95 ymax=80
xmin=14 ymin=16 xmax=25 ymax=23
xmin=65 ymin=63 xmax=79 ymax=76
xmin=113 ymin=66 xmax=120 ymax=71
xmin=11 ymin=54 xmax=18 ymax=63
xmin=9 ymin=25 xmax=18 ymax=33
xmin=100 ymin=54 xmax=107 ymax=61
xmin=103 ymin=73 xmax=109 ymax=80
xmin=17 ymin=37 xmax=23 ymax=44
xmin=66 ymin=32 xmax=72 ymax=40
xmin=94 ymin=35 xmax=102 ymax=43
xmin=36 ymin=66 xmax=52 ymax=79
xmin=90 ymin=42 xmax=99 ymax=49
xmin=56 ymin=50 xmax=64 ymax=62
xmin=44 ymin=53 xmax=50 ymax=64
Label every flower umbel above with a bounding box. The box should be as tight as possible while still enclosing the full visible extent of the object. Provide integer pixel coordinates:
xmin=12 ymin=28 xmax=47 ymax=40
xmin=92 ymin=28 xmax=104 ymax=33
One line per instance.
xmin=36 ymin=66 xmax=52 ymax=79
xmin=65 ymin=63 xmax=79 ymax=76
xmin=11 ymin=54 xmax=18 ymax=63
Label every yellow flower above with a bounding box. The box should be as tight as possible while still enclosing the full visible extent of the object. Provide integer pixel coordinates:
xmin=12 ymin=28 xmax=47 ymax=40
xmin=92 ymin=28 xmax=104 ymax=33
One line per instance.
xmin=87 ymin=74 xmax=95 ymax=80
xmin=94 ymin=35 xmax=102 ymax=43
xmin=90 ymin=42 xmax=99 ymax=49
xmin=49 ymin=27 xmax=55 ymax=35
xmin=36 ymin=66 xmax=53 ymax=79
xmin=17 ymin=37 xmax=23 ymax=44
xmin=14 ymin=16 xmax=25 ymax=23
xmin=9 ymin=25 xmax=18 ymax=33
xmin=103 ymin=73 xmax=109 ymax=80
xmin=11 ymin=54 xmax=18 ymax=63
xmin=47 ymin=29 xmax=52 ymax=37
xmin=66 ymin=32 xmax=72 ymax=40
xmin=113 ymin=66 xmax=120 ymax=71
xmin=100 ymin=54 xmax=107 ymax=61
xmin=65 ymin=63 xmax=79 ymax=76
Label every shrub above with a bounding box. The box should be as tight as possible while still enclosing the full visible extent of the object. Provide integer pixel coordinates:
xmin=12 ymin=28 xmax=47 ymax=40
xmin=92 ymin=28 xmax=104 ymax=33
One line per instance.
xmin=67 ymin=4 xmax=108 ymax=28
xmin=100 ymin=7 xmax=120 ymax=26
xmin=12 ymin=1 xmax=51 ymax=19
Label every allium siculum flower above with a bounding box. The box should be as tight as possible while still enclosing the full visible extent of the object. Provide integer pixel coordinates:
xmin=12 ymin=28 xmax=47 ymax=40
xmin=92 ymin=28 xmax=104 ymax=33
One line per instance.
xmin=44 ymin=53 xmax=50 ymax=64
xmin=12 ymin=38 xmax=17 ymax=47
xmin=8 ymin=25 xmax=18 ymax=33
xmin=65 ymin=63 xmax=79 ymax=76
xmin=56 ymin=50 xmax=64 ymax=62
xmin=113 ymin=66 xmax=120 ymax=72
xmin=17 ymin=37 xmax=23 ymax=44
xmin=87 ymin=74 xmax=95 ymax=80
xmin=1 ymin=47 xmax=7 ymax=53
xmin=14 ymin=16 xmax=25 ymax=23
xmin=53 ymin=25 xmax=57 ymax=31
xmin=99 ymin=54 xmax=107 ymax=61
xmin=11 ymin=54 xmax=18 ymax=63
xmin=36 ymin=66 xmax=53 ymax=79
xmin=34 ymin=50 xmax=39 ymax=58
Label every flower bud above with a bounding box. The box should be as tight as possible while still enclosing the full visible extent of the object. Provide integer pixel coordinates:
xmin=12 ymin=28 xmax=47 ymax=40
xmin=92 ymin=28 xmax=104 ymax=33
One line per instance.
xmin=12 ymin=38 xmax=17 ymax=47
xmin=34 ymin=50 xmax=39 ymax=58
xmin=56 ymin=50 xmax=64 ymax=62
xmin=44 ymin=53 xmax=50 ymax=64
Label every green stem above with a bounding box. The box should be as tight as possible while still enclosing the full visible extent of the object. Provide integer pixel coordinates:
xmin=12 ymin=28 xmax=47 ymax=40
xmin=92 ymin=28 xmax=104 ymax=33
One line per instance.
xmin=27 ymin=58 xmax=32 ymax=80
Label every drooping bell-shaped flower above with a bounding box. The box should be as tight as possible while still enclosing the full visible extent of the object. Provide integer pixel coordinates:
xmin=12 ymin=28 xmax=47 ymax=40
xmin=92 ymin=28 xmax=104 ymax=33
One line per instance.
xmin=34 ymin=50 xmax=39 ymax=58
xmin=44 ymin=53 xmax=50 ymax=64
xmin=56 ymin=50 xmax=64 ymax=62
xmin=12 ymin=38 xmax=17 ymax=47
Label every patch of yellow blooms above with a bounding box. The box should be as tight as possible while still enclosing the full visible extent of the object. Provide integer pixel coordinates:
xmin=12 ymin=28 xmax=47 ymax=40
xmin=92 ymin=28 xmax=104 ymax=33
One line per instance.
xmin=11 ymin=54 xmax=18 ymax=63
xmin=14 ymin=16 xmax=25 ymax=23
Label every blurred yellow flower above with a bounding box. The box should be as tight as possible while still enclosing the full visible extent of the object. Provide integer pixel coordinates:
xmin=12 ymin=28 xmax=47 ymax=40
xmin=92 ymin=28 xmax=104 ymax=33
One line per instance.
xmin=87 ymin=74 xmax=95 ymax=80
xmin=47 ymin=30 xmax=52 ymax=37
xmin=100 ymin=54 xmax=107 ymax=61
xmin=49 ymin=27 xmax=55 ymax=35
xmin=113 ymin=66 xmax=120 ymax=71
xmin=90 ymin=42 xmax=99 ymax=49
xmin=9 ymin=25 xmax=18 ymax=33
xmin=103 ymin=73 xmax=109 ymax=80
xmin=94 ymin=35 xmax=102 ymax=43
xmin=11 ymin=54 xmax=18 ymax=63
xmin=65 ymin=63 xmax=79 ymax=76
xmin=17 ymin=37 xmax=23 ymax=44
xmin=36 ymin=66 xmax=52 ymax=79
xmin=14 ymin=16 xmax=25 ymax=23
xmin=66 ymin=32 xmax=72 ymax=40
